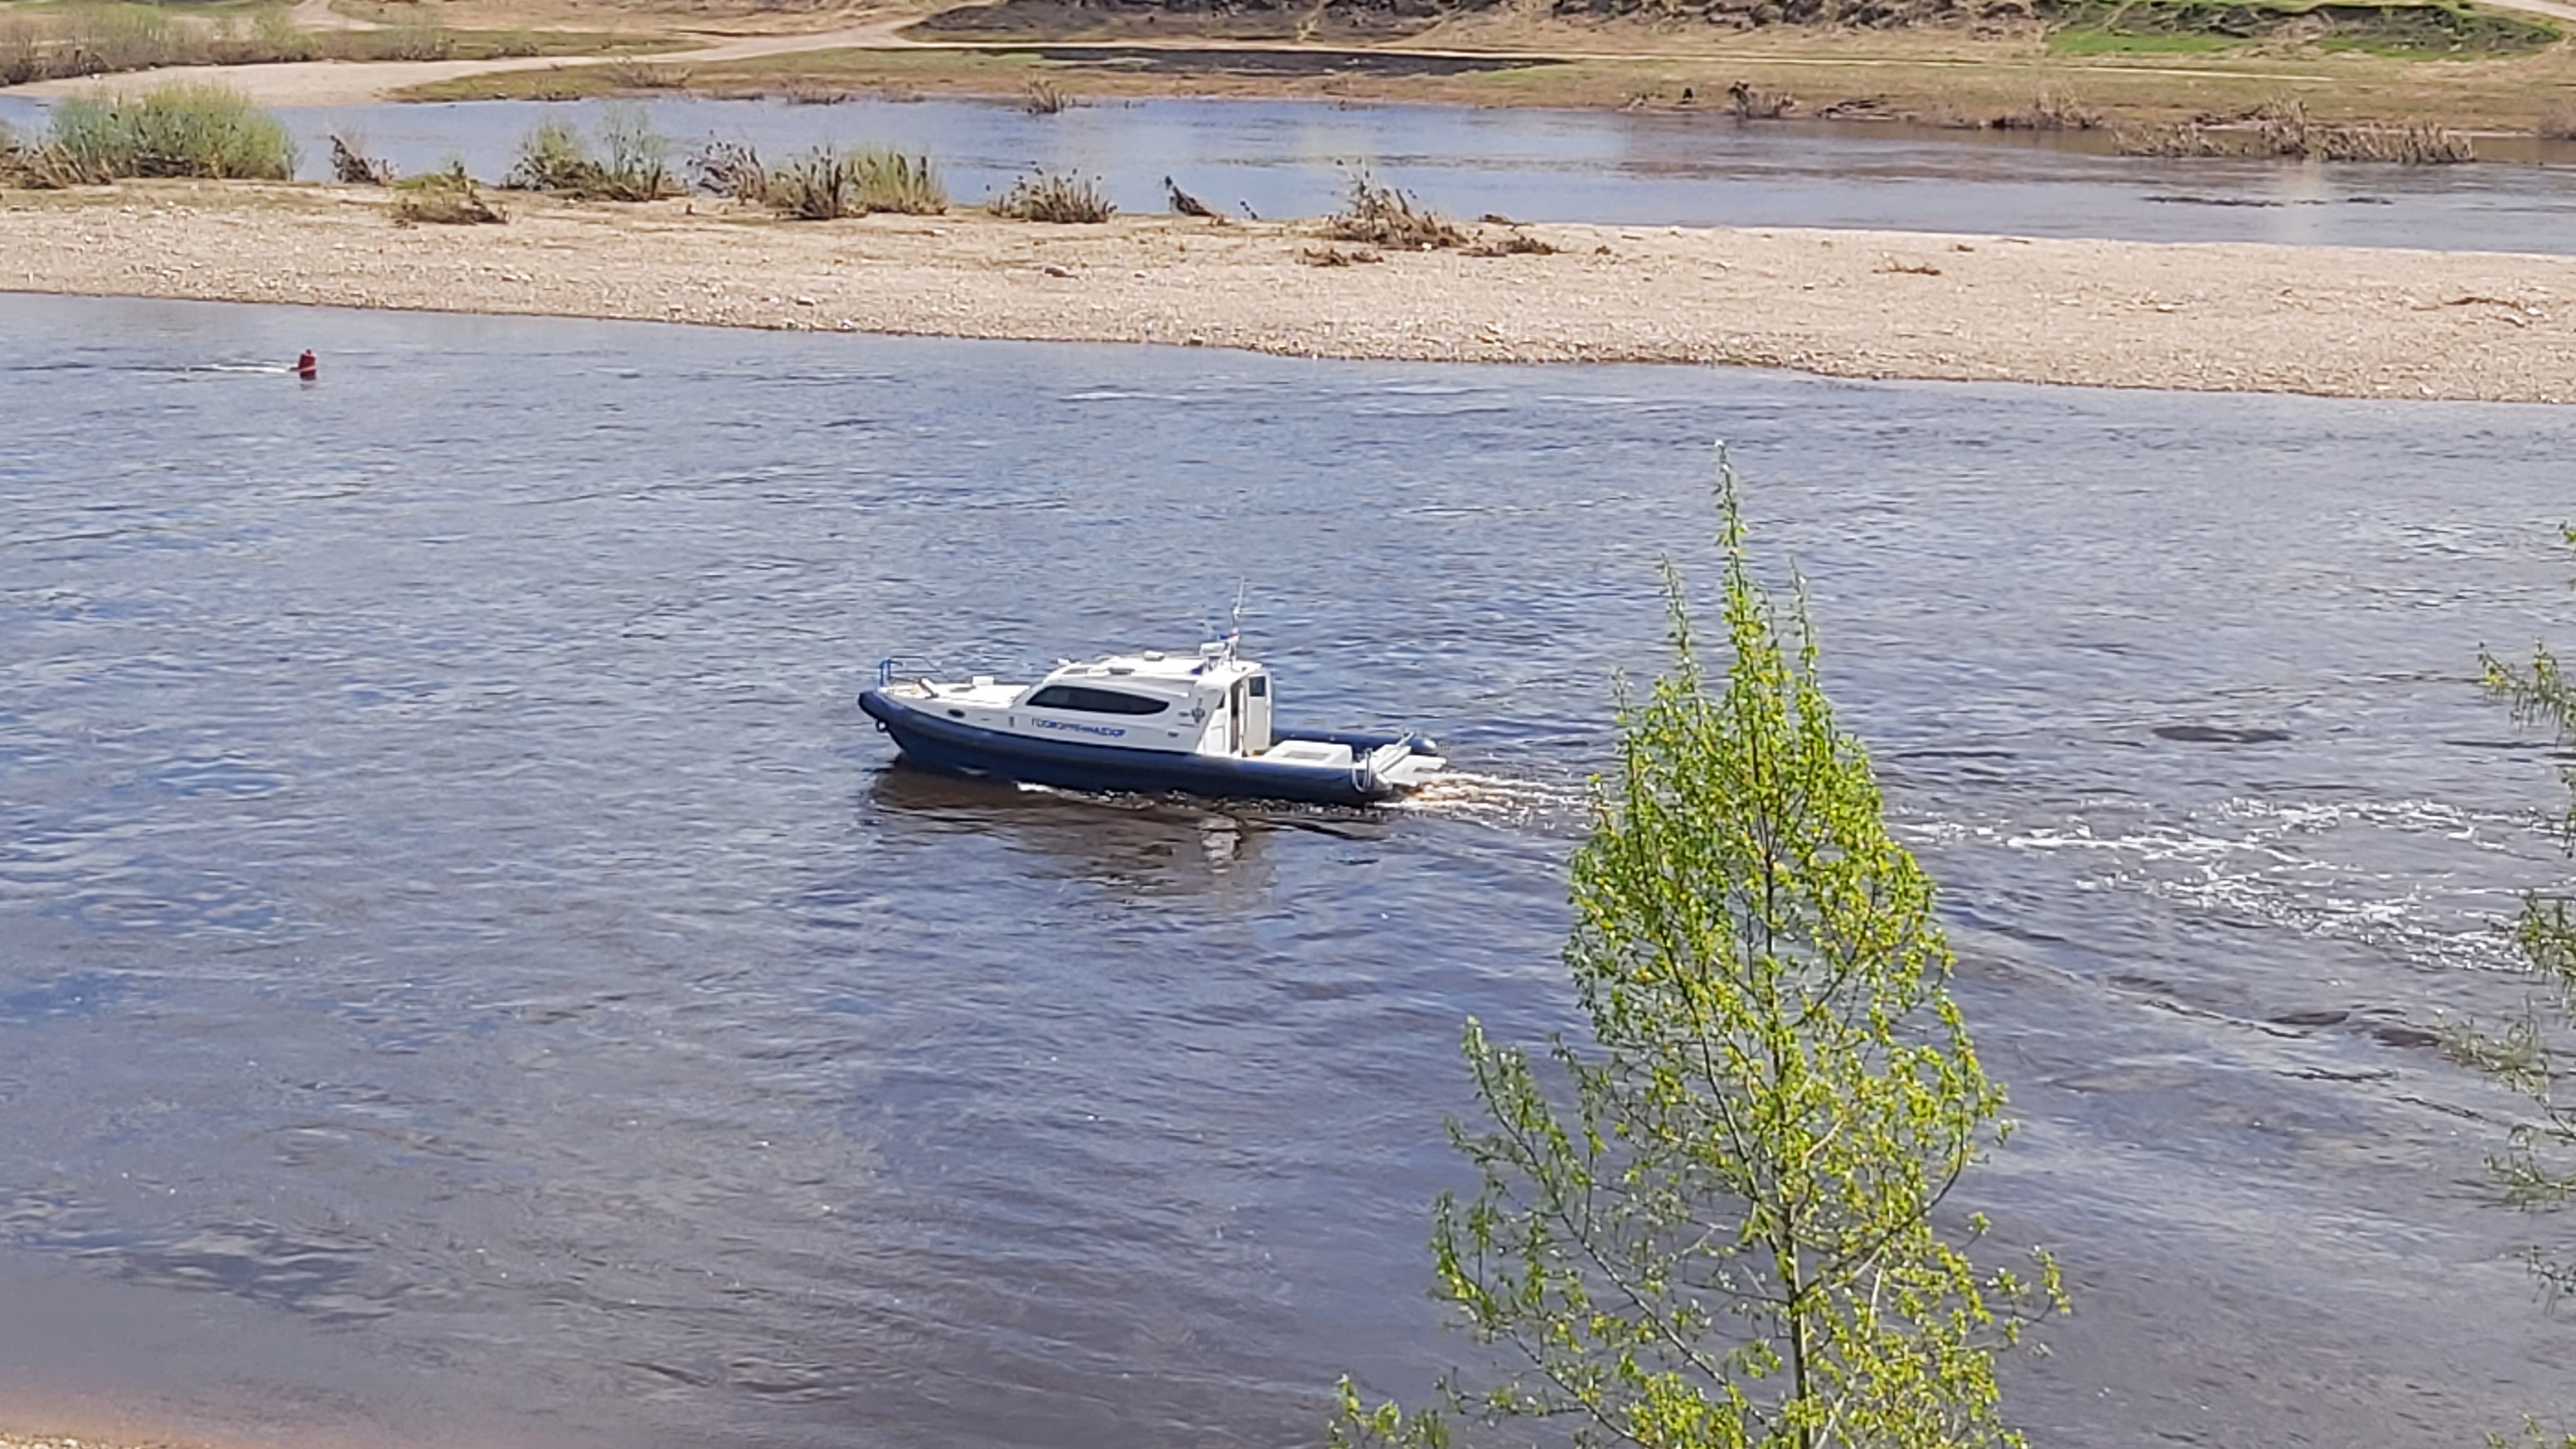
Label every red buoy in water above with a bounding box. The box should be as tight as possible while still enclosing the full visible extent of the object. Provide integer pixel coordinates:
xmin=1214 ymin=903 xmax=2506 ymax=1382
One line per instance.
xmin=295 ymin=349 xmax=318 ymax=380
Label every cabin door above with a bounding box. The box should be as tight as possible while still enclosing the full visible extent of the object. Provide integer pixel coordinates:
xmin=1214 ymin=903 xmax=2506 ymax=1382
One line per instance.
xmin=1243 ymin=672 xmax=1272 ymax=755
xmin=1227 ymin=681 xmax=1245 ymax=755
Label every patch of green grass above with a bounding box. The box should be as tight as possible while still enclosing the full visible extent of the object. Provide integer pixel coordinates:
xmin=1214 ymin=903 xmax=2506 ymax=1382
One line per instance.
xmin=2041 ymin=0 xmax=2556 ymax=56
xmin=747 ymin=144 xmax=947 ymax=218
xmin=399 ymin=44 xmax=1052 ymax=102
xmin=990 ymin=167 xmax=1112 ymax=222
xmin=2046 ymin=26 xmax=2243 ymax=52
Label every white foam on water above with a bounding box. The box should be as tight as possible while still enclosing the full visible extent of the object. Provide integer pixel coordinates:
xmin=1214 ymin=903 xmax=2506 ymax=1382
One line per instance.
xmin=1978 ymin=795 xmax=2542 ymax=974
xmin=1396 ymin=770 xmax=1588 ymax=827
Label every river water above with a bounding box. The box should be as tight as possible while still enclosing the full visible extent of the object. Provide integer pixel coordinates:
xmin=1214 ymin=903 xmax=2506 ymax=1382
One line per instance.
xmin=8 ymin=91 xmax=2576 ymax=252
xmin=4 ymin=291 xmax=2576 ymax=1447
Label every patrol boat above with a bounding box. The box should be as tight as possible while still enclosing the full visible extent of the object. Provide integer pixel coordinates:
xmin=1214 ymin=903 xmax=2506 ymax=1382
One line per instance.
xmin=858 ymin=640 xmax=1445 ymax=807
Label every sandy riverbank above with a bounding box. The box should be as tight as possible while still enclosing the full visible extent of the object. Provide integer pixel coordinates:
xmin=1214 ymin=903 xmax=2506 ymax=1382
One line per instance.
xmin=4 ymin=180 xmax=2575 ymax=402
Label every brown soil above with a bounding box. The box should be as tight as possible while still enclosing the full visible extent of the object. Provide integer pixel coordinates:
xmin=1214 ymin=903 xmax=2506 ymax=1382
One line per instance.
xmin=5 ymin=178 xmax=2574 ymax=402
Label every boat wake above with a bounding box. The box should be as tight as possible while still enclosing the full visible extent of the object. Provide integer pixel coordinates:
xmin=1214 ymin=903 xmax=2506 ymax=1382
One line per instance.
xmin=1393 ymin=769 xmax=1588 ymax=827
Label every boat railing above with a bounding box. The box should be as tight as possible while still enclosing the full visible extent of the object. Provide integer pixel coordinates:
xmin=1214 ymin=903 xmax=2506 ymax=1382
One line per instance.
xmin=876 ymin=656 xmax=949 ymax=689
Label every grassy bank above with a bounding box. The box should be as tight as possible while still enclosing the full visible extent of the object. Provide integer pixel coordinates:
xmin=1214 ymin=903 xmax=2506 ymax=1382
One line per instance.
xmin=2039 ymin=0 xmax=2559 ymax=57
xmin=391 ymin=26 xmax=2576 ymax=141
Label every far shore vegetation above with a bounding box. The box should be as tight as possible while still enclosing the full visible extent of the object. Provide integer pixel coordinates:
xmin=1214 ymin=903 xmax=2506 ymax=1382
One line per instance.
xmin=0 ymin=0 xmax=678 ymax=86
xmin=381 ymin=34 xmax=2576 ymax=150
xmin=0 ymin=0 xmax=2569 ymax=142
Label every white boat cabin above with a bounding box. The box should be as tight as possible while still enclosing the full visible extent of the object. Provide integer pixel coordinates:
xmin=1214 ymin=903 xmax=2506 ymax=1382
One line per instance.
xmin=885 ymin=642 xmax=1314 ymax=762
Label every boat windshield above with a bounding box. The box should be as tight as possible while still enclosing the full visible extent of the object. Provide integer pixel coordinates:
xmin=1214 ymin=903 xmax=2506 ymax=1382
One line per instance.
xmin=1024 ymin=685 xmax=1170 ymax=716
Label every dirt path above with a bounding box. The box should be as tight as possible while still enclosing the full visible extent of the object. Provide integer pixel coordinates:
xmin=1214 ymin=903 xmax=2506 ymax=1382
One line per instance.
xmin=2470 ymin=0 xmax=2576 ymax=24
xmin=6 ymin=180 xmax=2575 ymax=402
xmin=285 ymin=0 xmax=379 ymax=33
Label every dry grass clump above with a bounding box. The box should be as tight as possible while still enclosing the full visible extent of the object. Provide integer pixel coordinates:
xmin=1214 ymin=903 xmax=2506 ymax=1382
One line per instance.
xmin=599 ymin=56 xmax=693 ymax=90
xmin=391 ymin=162 xmax=505 ymax=224
xmin=1300 ymin=244 xmax=1383 ymax=266
xmin=992 ymin=169 xmax=1115 ymax=223
xmin=687 ymin=138 xmax=767 ymax=199
xmin=45 ymin=81 xmax=298 ymax=181
xmin=1 ymin=119 xmax=96 ymax=188
xmin=1320 ymin=174 xmax=1464 ymax=250
xmin=504 ymin=105 xmax=679 ymax=200
xmin=1727 ymin=80 xmax=1798 ymax=120
xmin=1465 ymin=231 xmax=1560 ymax=257
xmin=330 ymin=134 xmax=394 ymax=185
xmin=1991 ymin=90 xmax=2101 ymax=131
xmin=0 ymin=119 xmax=30 ymax=187
xmin=2312 ymin=123 xmax=2474 ymax=163
xmin=361 ymin=19 xmax=456 ymax=60
xmin=1023 ymin=79 xmax=1073 ymax=116
xmin=1165 ymin=175 xmax=1220 ymax=218
xmin=1818 ymin=96 xmax=1897 ymax=122
xmin=2117 ymin=99 xmax=2472 ymax=162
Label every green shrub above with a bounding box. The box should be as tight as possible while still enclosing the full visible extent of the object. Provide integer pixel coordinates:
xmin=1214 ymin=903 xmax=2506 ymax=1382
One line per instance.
xmin=848 ymin=148 xmax=944 ymax=214
xmin=990 ymin=169 xmax=1112 ymax=223
xmin=596 ymin=102 xmax=676 ymax=197
xmin=503 ymin=105 xmax=677 ymax=200
xmin=47 ymin=81 xmax=300 ymax=180
xmin=738 ymin=144 xmax=945 ymax=218
xmin=1333 ymin=451 xmax=2061 ymax=1449
xmin=758 ymin=147 xmax=859 ymax=218
xmin=505 ymin=118 xmax=594 ymax=190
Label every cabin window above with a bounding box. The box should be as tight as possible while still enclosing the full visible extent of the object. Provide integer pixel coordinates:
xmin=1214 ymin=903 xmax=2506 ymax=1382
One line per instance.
xmin=1025 ymin=684 xmax=1170 ymax=716
xmin=1248 ymin=676 xmax=1268 ymax=698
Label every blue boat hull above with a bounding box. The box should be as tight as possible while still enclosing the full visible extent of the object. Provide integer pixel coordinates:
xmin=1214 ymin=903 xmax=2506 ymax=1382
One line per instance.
xmin=859 ymin=689 xmax=1422 ymax=807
